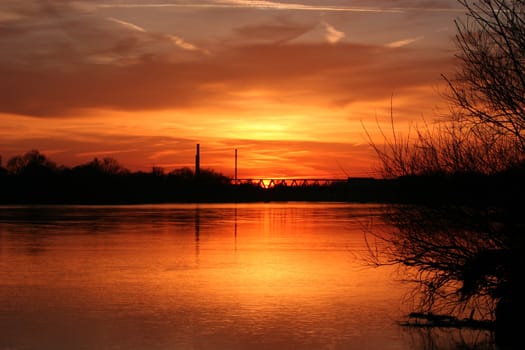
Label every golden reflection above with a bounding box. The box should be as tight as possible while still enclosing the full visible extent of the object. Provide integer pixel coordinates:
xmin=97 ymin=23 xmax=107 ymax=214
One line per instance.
xmin=0 ymin=204 xmax=409 ymax=350
xmin=174 ymin=204 xmax=405 ymax=305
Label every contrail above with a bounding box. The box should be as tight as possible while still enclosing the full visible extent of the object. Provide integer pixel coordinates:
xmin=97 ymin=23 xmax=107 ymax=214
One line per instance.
xmin=97 ymin=0 xmax=404 ymax=13
xmin=98 ymin=1 xmax=464 ymax=13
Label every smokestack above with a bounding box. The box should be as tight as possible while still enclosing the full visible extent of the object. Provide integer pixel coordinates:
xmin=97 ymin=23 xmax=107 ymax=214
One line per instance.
xmin=234 ymin=148 xmax=238 ymax=184
xmin=195 ymin=143 xmax=200 ymax=177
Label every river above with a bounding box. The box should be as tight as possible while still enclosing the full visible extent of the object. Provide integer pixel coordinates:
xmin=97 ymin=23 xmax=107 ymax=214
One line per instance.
xmin=0 ymin=203 xmax=493 ymax=349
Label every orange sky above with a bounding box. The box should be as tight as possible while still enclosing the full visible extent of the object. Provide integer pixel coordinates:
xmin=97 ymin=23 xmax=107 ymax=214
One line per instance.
xmin=0 ymin=0 xmax=464 ymax=178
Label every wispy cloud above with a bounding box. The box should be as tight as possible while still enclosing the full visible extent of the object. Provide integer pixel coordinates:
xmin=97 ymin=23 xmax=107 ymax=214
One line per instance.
xmin=108 ymin=17 xmax=202 ymax=52
xmin=167 ymin=35 xmax=201 ymax=51
xmin=76 ymin=149 xmax=140 ymax=158
xmin=233 ymin=20 xmax=316 ymax=44
xmin=321 ymin=21 xmax=345 ymax=44
xmin=108 ymin=17 xmax=147 ymax=32
xmin=387 ymin=36 xmax=425 ymax=48
xmin=98 ymin=0 xmax=403 ymax=13
xmin=215 ymin=0 xmax=396 ymax=12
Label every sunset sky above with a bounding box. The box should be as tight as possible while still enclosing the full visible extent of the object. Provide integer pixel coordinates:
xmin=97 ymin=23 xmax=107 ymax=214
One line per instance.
xmin=0 ymin=0 xmax=465 ymax=178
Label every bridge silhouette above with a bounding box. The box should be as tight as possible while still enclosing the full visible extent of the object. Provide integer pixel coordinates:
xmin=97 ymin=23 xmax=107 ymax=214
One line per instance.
xmin=193 ymin=144 xmax=367 ymax=189
xmin=231 ymin=178 xmax=348 ymax=188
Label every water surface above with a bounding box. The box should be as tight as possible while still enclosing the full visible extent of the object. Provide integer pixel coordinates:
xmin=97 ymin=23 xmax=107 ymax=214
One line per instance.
xmin=0 ymin=203 xmax=490 ymax=349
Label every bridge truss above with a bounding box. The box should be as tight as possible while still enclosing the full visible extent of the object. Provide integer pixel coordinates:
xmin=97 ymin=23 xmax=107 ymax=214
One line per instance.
xmin=232 ymin=178 xmax=347 ymax=188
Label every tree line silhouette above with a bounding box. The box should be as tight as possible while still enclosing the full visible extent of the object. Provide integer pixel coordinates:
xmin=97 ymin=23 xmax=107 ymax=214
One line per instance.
xmin=0 ymin=149 xmax=400 ymax=204
xmin=0 ymin=149 xmax=233 ymax=203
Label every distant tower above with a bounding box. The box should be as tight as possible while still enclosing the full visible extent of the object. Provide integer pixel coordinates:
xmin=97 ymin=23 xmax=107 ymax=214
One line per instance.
xmin=234 ymin=148 xmax=238 ymax=184
xmin=195 ymin=143 xmax=200 ymax=177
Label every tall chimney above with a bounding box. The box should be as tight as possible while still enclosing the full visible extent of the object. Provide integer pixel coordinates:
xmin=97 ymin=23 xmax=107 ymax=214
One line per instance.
xmin=195 ymin=143 xmax=200 ymax=177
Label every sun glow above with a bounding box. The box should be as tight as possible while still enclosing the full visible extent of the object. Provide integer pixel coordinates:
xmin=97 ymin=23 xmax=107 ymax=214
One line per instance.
xmin=0 ymin=104 xmax=394 ymax=179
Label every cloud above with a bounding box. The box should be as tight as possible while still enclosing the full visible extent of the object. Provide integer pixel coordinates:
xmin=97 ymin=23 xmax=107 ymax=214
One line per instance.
xmin=0 ymin=41 xmax=454 ymax=117
xmin=108 ymin=17 xmax=203 ymax=52
xmin=108 ymin=17 xmax=147 ymax=32
xmin=167 ymin=35 xmax=202 ymax=51
xmin=0 ymin=130 xmax=198 ymax=170
xmin=387 ymin=36 xmax=425 ymax=48
xmin=220 ymin=139 xmax=378 ymax=177
xmin=0 ymin=0 xmax=207 ymax=71
xmin=321 ymin=21 xmax=345 ymax=44
xmin=214 ymin=0 xmax=392 ymax=12
xmin=0 ymin=0 xmax=454 ymax=119
xmin=233 ymin=20 xmax=316 ymax=44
